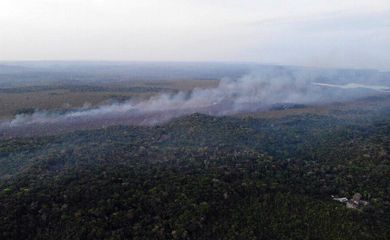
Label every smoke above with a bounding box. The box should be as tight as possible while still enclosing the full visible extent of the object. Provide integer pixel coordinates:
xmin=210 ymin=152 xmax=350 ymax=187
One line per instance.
xmin=312 ymin=82 xmax=390 ymax=92
xmin=0 ymin=68 xmax=389 ymax=137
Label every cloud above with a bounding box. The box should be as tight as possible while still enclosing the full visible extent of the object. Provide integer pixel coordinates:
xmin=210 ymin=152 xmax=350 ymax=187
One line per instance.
xmin=1 ymin=1 xmax=389 ymax=69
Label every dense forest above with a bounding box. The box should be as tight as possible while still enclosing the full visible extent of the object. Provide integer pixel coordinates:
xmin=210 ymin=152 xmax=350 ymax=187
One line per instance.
xmin=1 ymin=102 xmax=390 ymax=239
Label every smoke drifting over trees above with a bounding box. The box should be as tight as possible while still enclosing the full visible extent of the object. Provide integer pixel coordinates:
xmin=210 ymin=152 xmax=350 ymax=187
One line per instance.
xmin=1 ymin=66 xmax=389 ymax=137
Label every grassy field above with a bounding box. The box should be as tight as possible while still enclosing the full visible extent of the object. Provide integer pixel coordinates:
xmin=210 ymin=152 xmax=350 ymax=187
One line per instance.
xmin=0 ymin=79 xmax=219 ymax=119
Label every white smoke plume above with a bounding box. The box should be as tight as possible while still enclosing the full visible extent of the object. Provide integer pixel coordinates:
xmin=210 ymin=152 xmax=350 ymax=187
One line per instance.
xmin=0 ymin=69 xmax=388 ymax=137
xmin=312 ymin=82 xmax=390 ymax=92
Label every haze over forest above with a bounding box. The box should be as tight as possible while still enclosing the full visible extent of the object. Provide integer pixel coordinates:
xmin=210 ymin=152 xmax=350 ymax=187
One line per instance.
xmin=1 ymin=1 xmax=390 ymax=240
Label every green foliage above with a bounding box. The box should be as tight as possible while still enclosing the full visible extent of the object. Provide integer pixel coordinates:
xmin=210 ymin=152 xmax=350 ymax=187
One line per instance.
xmin=1 ymin=109 xmax=390 ymax=239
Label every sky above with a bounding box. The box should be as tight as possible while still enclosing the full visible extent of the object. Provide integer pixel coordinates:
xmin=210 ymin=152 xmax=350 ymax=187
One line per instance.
xmin=0 ymin=0 xmax=389 ymax=70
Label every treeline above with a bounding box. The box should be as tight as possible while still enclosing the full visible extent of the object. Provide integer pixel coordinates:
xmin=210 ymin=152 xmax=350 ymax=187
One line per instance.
xmin=0 ymin=111 xmax=390 ymax=239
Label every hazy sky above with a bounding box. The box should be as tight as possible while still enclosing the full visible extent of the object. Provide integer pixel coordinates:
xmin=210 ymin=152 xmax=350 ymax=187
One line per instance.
xmin=1 ymin=0 xmax=389 ymax=69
